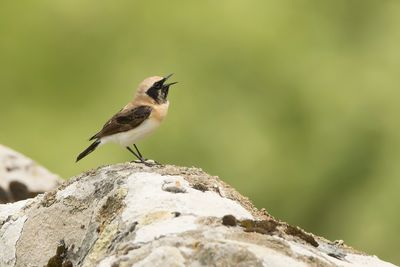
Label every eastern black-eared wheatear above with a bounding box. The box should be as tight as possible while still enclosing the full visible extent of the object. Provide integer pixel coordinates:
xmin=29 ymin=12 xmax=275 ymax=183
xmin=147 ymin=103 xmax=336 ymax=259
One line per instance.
xmin=76 ymin=74 xmax=177 ymax=164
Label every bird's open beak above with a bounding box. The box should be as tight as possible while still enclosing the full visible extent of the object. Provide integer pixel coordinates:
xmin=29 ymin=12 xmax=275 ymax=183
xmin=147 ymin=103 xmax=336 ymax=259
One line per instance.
xmin=162 ymin=74 xmax=178 ymax=88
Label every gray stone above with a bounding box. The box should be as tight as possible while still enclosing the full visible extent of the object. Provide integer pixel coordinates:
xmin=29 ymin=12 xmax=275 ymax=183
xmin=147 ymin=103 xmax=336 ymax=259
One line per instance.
xmin=0 ymin=144 xmax=62 ymax=203
xmin=0 ymin=162 xmax=397 ymax=267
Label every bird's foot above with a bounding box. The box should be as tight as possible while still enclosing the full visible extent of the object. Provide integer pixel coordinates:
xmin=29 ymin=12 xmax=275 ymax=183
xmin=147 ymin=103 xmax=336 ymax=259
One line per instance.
xmin=130 ymin=158 xmax=161 ymax=167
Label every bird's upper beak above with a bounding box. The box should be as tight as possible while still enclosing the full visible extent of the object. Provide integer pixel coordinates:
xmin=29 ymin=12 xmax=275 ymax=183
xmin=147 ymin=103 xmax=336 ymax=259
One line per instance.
xmin=164 ymin=73 xmax=174 ymax=81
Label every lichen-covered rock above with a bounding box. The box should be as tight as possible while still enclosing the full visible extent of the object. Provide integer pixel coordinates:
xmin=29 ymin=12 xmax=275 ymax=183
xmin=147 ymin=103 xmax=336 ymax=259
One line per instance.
xmin=0 ymin=144 xmax=61 ymax=203
xmin=0 ymin=163 xmax=397 ymax=267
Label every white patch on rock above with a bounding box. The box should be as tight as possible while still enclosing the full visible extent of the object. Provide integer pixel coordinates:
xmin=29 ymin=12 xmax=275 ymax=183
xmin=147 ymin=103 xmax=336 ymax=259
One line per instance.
xmin=134 ymin=215 xmax=197 ymax=244
xmin=56 ymin=180 xmax=96 ymax=200
xmin=254 ymin=246 xmax=309 ymax=267
xmin=133 ymin=246 xmax=186 ymax=267
xmin=161 ymin=177 xmax=188 ymax=193
xmin=288 ymin=240 xmax=336 ymax=265
xmin=344 ymin=254 xmax=398 ymax=267
xmin=222 ymin=238 xmax=309 ymax=267
xmin=0 ymin=216 xmax=27 ymax=267
xmin=288 ymin=237 xmax=398 ymax=267
xmin=0 ymin=200 xmax=28 ymax=224
xmin=122 ymin=172 xmax=253 ymax=224
xmin=97 ymin=255 xmax=117 ymax=267
xmin=202 ymin=226 xmax=230 ymax=241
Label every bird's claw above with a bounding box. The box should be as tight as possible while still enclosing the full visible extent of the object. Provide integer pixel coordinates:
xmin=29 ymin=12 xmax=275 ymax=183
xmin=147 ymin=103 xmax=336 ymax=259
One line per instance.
xmin=130 ymin=158 xmax=161 ymax=167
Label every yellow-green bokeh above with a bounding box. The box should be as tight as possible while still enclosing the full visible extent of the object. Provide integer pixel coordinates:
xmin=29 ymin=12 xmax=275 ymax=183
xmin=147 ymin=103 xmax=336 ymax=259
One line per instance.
xmin=1 ymin=0 xmax=399 ymax=264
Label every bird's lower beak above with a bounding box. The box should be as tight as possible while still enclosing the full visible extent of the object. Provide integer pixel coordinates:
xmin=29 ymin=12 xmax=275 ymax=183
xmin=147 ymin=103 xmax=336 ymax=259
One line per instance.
xmin=163 ymin=81 xmax=178 ymax=88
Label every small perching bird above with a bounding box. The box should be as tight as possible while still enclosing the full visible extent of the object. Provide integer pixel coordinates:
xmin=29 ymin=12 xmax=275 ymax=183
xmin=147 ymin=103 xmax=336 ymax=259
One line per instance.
xmin=76 ymin=74 xmax=177 ymax=164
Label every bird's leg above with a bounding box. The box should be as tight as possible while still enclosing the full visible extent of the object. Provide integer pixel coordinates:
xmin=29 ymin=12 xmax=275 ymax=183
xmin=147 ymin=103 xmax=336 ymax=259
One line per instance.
xmin=126 ymin=146 xmax=146 ymax=163
xmin=126 ymin=146 xmax=154 ymax=166
xmin=133 ymin=144 xmax=144 ymax=159
xmin=126 ymin=146 xmax=141 ymax=159
xmin=133 ymin=144 xmax=161 ymax=166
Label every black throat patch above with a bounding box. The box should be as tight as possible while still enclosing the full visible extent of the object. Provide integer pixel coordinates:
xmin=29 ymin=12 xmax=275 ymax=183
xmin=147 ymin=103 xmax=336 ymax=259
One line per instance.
xmin=146 ymin=86 xmax=160 ymax=103
xmin=146 ymin=85 xmax=168 ymax=104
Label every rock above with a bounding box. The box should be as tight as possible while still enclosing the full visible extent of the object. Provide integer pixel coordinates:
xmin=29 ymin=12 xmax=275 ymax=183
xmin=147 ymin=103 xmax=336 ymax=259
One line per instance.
xmin=0 ymin=162 xmax=397 ymax=267
xmin=0 ymin=145 xmax=62 ymax=203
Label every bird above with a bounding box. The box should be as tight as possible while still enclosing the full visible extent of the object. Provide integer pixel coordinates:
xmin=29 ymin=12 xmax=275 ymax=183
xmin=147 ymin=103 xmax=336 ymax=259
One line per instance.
xmin=76 ymin=74 xmax=177 ymax=164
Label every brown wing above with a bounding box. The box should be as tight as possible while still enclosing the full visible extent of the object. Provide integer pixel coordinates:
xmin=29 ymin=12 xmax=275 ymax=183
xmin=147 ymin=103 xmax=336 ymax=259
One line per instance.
xmin=89 ymin=106 xmax=152 ymax=140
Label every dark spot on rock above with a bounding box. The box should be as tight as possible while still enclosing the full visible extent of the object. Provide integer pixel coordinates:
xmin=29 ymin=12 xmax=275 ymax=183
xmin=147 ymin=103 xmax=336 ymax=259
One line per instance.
xmin=9 ymin=181 xmax=39 ymax=201
xmin=328 ymin=252 xmax=347 ymax=260
xmin=108 ymin=222 xmax=139 ymax=253
xmin=240 ymin=219 xmax=279 ymax=234
xmin=9 ymin=181 xmax=28 ymax=200
xmin=6 ymin=166 xmax=18 ymax=172
xmin=222 ymin=215 xmax=237 ymax=226
xmin=172 ymin=211 xmax=181 ymax=217
xmin=41 ymin=191 xmax=57 ymax=207
xmin=333 ymin=239 xmax=344 ymax=246
xmin=0 ymin=186 xmax=10 ymax=204
xmin=93 ymin=181 xmax=114 ymax=199
xmin=259 ymin=208 xmax=271 ymax=217
xmin=46 ymin=240 xmax=70 ymax=267
xmin=192 ymin=183 xmax=208 ymax=192
xmin=46 ymin=255 xmax=63 ymax=267
xmin=80 ymin=225 xmax=85 ymax=229
xmin=285 ymin=225 xmax=319 ymax=247
xmin=322 ymin=242 xmax=348 ymax=261
xmin=129 ymin=222 xmax=138 ymax=232
xmin=62 ymin=260 xmax=73 ymax=267
xmin=111 ymin=262 xmax=120 ymax=267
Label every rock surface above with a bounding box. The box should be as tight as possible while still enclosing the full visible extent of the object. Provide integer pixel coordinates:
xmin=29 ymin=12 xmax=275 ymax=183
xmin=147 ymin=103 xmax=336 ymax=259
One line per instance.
xmin=0 ymin=145 xmax=61 ymax=203
xmin=0 ymin=162 xmax=397 ymax=267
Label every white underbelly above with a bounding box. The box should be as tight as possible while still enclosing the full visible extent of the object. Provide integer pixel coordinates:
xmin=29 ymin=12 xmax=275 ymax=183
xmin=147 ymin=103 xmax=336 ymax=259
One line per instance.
xmin=101 ymin=118 xmax=161 ymax=146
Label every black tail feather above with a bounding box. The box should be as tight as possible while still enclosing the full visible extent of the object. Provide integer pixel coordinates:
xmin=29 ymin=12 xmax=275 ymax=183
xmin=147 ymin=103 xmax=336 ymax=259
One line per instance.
xmin=76 ymin=140 xmax=101 ymax=162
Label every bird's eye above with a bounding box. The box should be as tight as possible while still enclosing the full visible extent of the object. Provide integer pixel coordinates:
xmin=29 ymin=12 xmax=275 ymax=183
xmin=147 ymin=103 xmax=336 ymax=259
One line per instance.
xmin=153 ymin=81 xmax=163 ymax=88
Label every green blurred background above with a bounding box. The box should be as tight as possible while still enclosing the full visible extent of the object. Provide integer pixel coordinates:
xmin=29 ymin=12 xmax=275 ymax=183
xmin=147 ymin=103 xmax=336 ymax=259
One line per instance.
xmin=1 ymin=0 xmax=399 ymax=263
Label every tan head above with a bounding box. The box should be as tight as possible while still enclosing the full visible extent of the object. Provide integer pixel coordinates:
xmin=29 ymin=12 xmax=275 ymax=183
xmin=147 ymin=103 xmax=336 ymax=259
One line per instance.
xmin=134 ymin=74 xmax=177 ymax=104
